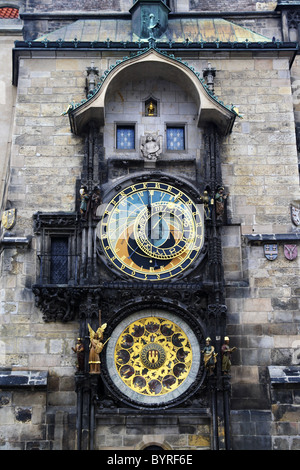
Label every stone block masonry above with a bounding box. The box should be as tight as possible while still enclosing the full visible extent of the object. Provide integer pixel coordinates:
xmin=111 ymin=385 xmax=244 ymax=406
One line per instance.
xmin=11 ymin=57 xmax=88 ymax=228
xmin=94 ymin=415 xmax=211 ymax=450
xmin=0 ymin=370 xmax=76 ymax=450
xmin=268 ymin=367 xmax=300 ymax=450
xmin=25 ymin=0 xmax=121 ymax=13
xmin=190 ymin=0 xmax=276 ymax=12
xmin=1 ymin=23 xmax=300 ymax=449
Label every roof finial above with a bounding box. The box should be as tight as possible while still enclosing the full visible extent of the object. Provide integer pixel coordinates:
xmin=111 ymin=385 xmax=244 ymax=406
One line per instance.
xmin=85 ymin=61 xmax=99 ymax=98
xmin=203 ymin=62 xmax=216 ymax=93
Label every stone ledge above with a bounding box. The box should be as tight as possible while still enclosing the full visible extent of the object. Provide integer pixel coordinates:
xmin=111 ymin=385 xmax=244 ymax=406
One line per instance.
xmin=0 ymin=370 xmax=48 ymax=388
xmin=268 ymin=366 xmax=300 ymax=385
xmin=0 ymin=235 xmax=32 ymax=251
xmin=95 ymin=408 xmax=211 ymax=418
xmin=244 ymin=233 xmax=300 ymax=243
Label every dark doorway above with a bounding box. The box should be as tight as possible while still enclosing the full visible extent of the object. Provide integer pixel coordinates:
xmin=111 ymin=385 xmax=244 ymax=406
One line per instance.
xmin=143 ymin=445 xmax=164 ymax=450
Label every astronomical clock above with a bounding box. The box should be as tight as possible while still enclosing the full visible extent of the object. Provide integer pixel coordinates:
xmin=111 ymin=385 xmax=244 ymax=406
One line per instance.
xmin=96 ymin=178 xmax=207 ymax=408
xmin=33 ymin=128 xmax=227 ymax=445
xmin=99 ymin=181 xmax=204 ymax=281
xmin=32 ymin=36 xmax=231 ymax=448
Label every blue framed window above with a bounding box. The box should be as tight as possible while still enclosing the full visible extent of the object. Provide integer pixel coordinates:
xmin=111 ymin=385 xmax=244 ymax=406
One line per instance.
xmin=166 ymin=126 xmax=185 ymax=150
xmin=116 ymin=125 xmax=135 ymax=150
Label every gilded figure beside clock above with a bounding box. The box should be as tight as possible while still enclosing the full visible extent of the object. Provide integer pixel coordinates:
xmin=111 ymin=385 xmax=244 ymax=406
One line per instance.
xmin=98 ymin=181 xmax=205 ymax=281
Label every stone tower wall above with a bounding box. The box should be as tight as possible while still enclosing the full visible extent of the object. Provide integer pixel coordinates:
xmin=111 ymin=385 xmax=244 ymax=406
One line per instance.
xmin=1 ymin=46 xmax=300 ymax=449
xmin=1 ymin=0 xmax=300 ymax=451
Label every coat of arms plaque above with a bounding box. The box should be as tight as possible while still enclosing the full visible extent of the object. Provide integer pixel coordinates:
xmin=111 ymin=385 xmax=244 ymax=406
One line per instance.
xmin=264 ymin=244 xmax=278 ymax=261
xmin=284 ymin=244 xmax=298 ymax=261
xmin=291 ymin=205 xmax=300 ymax=226
xmin=1 ymin=209 xmax=16 ymax=230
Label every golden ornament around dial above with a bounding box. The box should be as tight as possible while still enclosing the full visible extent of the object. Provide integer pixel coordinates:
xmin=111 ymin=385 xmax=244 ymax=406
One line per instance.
xmin=114 ymin=316 xmax=192 ymax=397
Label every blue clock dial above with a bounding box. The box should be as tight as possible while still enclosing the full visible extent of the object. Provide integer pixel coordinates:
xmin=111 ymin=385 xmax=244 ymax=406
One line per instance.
xmin=99 ymin=181 xmax=204 ymax=281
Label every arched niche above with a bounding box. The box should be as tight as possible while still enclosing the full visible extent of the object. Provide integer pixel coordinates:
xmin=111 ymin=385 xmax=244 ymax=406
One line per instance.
xmin=68 ymin=48 xmax=236 ymax=136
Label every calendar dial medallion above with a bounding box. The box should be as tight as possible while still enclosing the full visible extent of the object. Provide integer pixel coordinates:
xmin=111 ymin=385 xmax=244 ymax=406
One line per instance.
xmin=114 ymin=316 xmax=192 ymax=397
xmin=99 ymin=181 xmax=204 ymax=281
xmin=105 ymin=310 xmax=202 ymax=406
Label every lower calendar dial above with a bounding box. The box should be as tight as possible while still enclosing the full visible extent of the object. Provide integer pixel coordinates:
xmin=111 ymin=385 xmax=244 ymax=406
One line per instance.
xmin=105 ymin=310 xmax=202 ymax=406
xmin=114 ymin=316 xmax=192 ymax=396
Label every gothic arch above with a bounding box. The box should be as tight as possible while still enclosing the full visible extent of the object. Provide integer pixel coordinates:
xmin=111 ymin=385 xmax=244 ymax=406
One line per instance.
xmin=68 ymin=48 xmax=236 ymax=136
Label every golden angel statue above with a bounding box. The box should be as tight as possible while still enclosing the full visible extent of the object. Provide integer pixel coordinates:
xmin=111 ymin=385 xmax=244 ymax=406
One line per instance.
xmin=88 ymin=323 xmax=107 ymax=374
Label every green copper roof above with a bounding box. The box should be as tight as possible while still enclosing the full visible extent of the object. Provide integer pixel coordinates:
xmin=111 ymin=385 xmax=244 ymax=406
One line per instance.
xmin=36 ymin=17 xmax=271 ymax=43
xmin=65 ymin=46 xmax=240 ymax=136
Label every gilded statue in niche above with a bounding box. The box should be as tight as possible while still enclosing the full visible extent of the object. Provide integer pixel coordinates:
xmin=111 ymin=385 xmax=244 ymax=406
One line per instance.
xmin=147 ymin=101 xmax=156 ymax=116
xmin=1 ymin=208 xmax=16 ymax=230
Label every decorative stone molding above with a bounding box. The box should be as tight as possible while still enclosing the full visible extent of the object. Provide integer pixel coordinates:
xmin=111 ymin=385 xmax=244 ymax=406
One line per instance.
xmin=0 ymin=235 xmax=31 ymax=251
xmin=268 ymin=365 xmax=300 ymax=384
xmin=0 ymin=370 xmax=48 ymax=388
xmin=66 ymin=47 xmax=238 ymax=136
xmin=244 ymin=233 xmax=300 ymax=243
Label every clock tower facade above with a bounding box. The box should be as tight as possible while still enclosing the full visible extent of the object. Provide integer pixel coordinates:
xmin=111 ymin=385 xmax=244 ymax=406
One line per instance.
xmin=1 ymin=0 xmax=300 ymax=452
xmin=60 ymin=40 xmax=236 ymax=448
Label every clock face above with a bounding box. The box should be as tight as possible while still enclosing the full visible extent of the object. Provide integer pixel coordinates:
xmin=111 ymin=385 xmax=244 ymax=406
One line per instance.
xmin=106 ymin=310 xmax=201 ymax=406
xmin=115 ymin=316 xmax=192 ymax=397
xmin=99 ymin=181 xmax=204 ymax=281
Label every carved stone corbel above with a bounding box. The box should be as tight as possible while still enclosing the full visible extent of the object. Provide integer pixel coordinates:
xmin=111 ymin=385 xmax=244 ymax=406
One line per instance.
xmin=32 ymin=286 xmax=81 ymax=322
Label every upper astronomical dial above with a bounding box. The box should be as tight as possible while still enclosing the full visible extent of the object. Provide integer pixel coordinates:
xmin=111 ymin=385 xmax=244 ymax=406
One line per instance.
xmin=99 ymin=181 xmax=204 ymax=281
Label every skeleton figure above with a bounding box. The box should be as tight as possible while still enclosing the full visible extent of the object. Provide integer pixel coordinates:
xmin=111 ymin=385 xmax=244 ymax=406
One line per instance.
xmin=79 ymin=185 xmax=89 ymax=219
xmin=147 ymin=13 xmax=160 ymax=38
